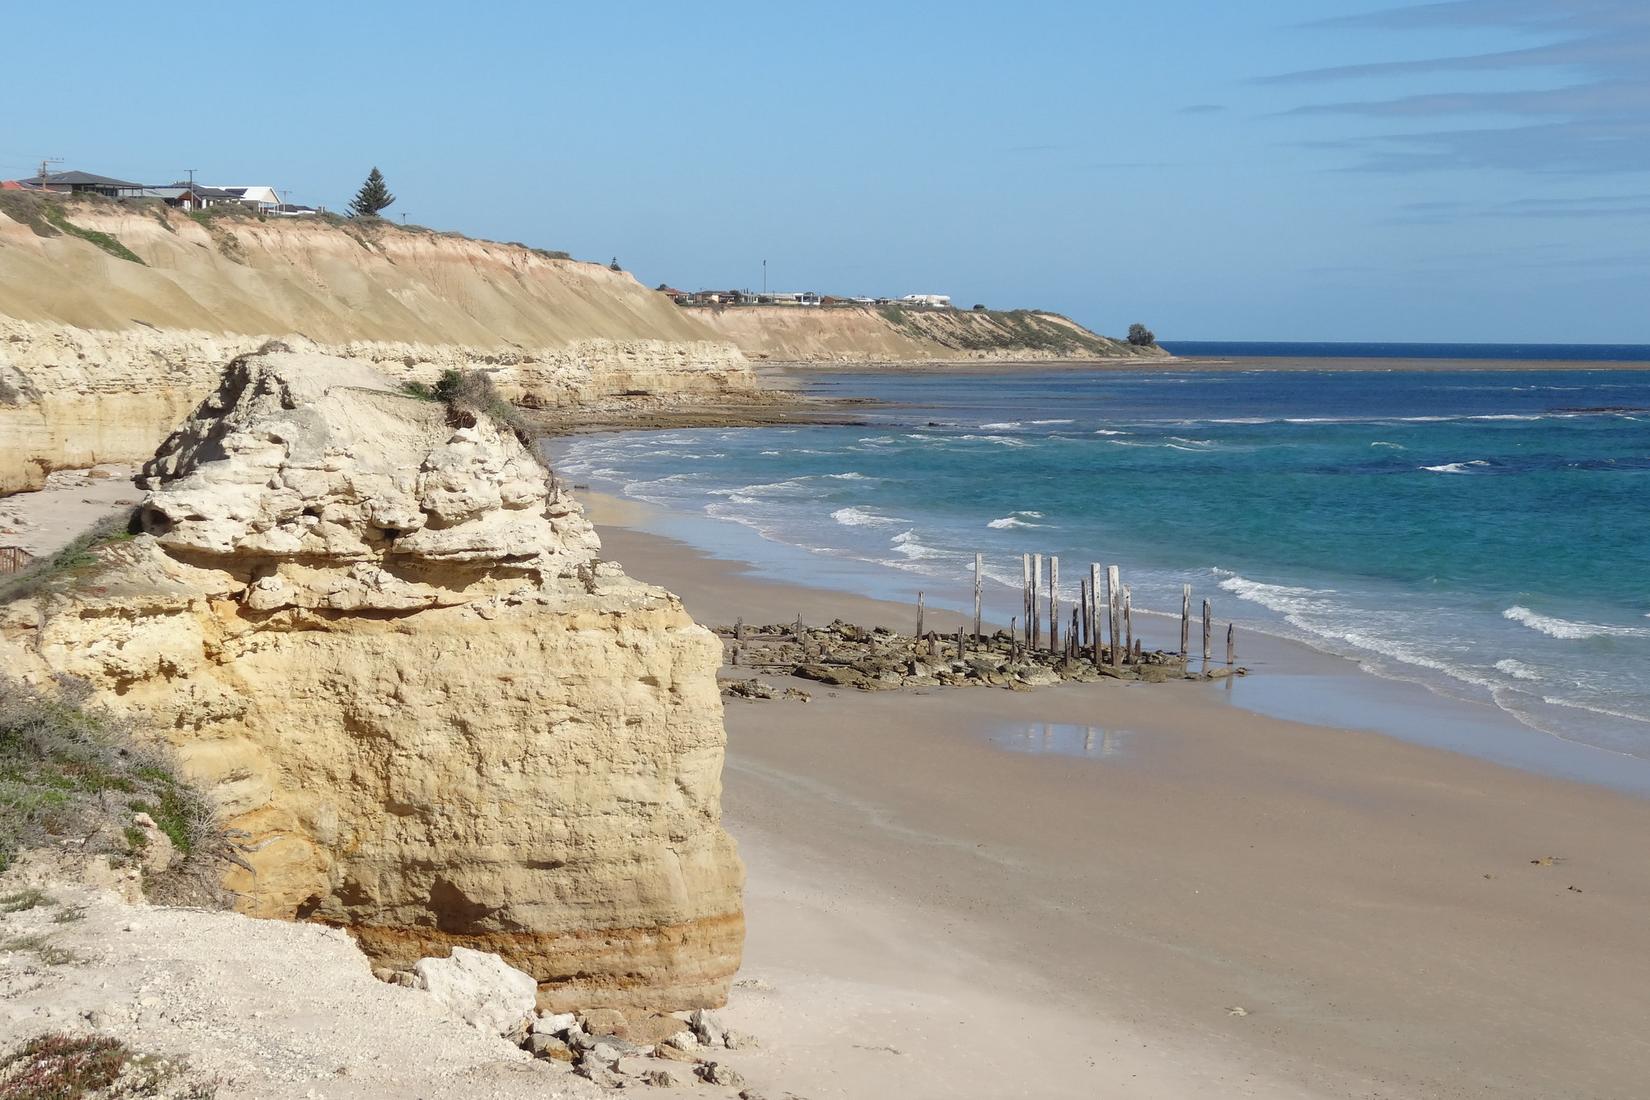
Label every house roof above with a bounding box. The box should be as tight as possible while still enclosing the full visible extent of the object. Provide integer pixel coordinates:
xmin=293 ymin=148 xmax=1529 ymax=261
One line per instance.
xmin=161 ymin=182 xmax=238 ymax=199
xmin=42 ymin=170 xmax=144 ymax=189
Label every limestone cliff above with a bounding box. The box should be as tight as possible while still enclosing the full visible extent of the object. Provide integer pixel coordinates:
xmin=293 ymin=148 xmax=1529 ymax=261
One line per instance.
xmin=0 ymin=199 xmax=751 ymax=494
xmin=0 ymin=349 xmax=744 ymax=1011
xmin=689 ymin=303 xmax=1169 ymax=364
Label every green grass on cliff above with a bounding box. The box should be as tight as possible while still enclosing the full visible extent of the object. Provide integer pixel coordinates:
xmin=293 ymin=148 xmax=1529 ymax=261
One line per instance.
xmin=0 ymin=512 xmax=138 ymax=605
xmin=0 ymin=673 xmax=219 ymax=894
xmin=0 ymin=192 xmax=147 ymax=265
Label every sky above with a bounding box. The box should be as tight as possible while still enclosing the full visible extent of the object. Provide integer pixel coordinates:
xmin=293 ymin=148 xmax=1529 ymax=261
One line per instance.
xmin=5 ymin=0 xmax=1648 ymax=343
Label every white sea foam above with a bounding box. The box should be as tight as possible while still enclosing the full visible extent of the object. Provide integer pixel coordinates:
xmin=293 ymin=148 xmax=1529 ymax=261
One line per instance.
xmin=826 ymin=472 xmax=869 ymax=480
xmin=1168 ymin=437 xmax=1214 ymax=447
xmin=1217 ymin=574 xmax=1337 ymax=618
xmin=1494 ymin=659 xmax=1542 ymax=681
xmin=987 ymin=515 xmax=1047 ymax=529
xmin=1421 ymin=460 xmax=1491 ymax=474
xmin=1093 ymin=429 xmax=1130 ymax=436
xmin=832 ymin=506 xmax=904 ymax=528
xmin=1028 ymin=419 xmax=1075 ymax=425
xmin=1371 ymin=441 xmax=1404 ymax=449
xmin=1503 ymin=606 xmax=1650 ymax=640
xmin=708 ymin=477 xmax=824 ymax=499
xmin=889 ymin=529 xmax=946 ymax=561
xmin=980 ymin=421 xmax=1023 ymax=430
xmin=957 ymin=434 xmax=1031 ymax=447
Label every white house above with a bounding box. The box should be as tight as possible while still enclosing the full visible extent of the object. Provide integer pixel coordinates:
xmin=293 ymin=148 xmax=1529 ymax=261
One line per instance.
xmin=900 ymin=293 xmax=952 ymax=308
xmin=211 ymin=186 xmax=284 ymax=212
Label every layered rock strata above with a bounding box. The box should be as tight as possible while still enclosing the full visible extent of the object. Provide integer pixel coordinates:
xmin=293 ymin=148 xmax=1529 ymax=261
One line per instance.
xmin=0 ymin=349 xmax=743 ymax=1010
xmin=0 ymin=317 xmax=749 ymax=495
xmin=0 ymin=204 xmax=753 ymax=494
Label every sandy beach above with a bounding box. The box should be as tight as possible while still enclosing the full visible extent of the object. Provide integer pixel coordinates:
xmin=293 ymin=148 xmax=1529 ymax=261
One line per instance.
xmin=588 ymin=493 xmax=1650 ymax=1099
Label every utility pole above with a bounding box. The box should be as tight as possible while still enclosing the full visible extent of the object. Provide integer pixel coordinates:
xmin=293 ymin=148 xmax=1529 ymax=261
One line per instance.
xmin=762 ymin=258 xmax=767 ymax=295
xmin=37 ymin=157 xmax=63 ymax=186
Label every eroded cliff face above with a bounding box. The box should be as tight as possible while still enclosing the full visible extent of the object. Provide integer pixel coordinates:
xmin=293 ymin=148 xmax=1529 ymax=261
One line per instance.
xmin=0 ymin=203 xmax=752 ymax=494
xmin=690 ymin=303 xmax=1170 ymax=364
xmin=0 ymin=350 xmax=744 ymax=1010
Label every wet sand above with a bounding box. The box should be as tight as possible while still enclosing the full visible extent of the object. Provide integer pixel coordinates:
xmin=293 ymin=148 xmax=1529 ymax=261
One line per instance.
xmin=591 ymin=494 xmax=1650 ymax=1099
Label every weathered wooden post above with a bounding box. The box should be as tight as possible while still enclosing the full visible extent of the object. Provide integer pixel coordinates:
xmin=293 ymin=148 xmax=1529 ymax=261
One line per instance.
xmin=1090 ymin=563 xmax=1103 ymax=667
xmin=956 ymin=626 xmax=965 ymax=662
xmin=1180 ymin=584 xmax=1191 ymax=658
xmin=735 ymin=617 xmax=745 ymax=642
xmin=1123 ymin=585 xmax=1133 ymax=661
xmin=1227 ymin=623 xmax=1235 ymax=665
xmin=928 ymin=632 xmax=939 ymax=659
xmin=1048 ymin=556 xmax=1060 ymax=654
xmin=1133 ymin=638 xmax=1142 ymax=663
xmin=1106 ymin=565 xmax=1122 ymax=668
xmin=1021 ymin=555 xmax=1032 ymax=648
xmin=1069 ymin=609 xmax=1080 ymax=660
xmin=1202 ymin=599 xmax=1213 ymax=663
xmin=1010 ymin=616 xmax=1018 ymax=658
xmin=1032 ymin=554 xmax=1043 ymax=651
xmin=973 ymin=553 xmax=983 ymax=641
xmin=916 ymin=591 xmax=925 ymax=639
xmin=1077 ymin=580 xmax=1088 ymax=648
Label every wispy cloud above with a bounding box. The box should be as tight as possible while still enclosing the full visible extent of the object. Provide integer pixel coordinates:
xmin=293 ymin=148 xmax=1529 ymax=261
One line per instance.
xmin=1268 ymin=1 xmax=1650 ymax=174
xmin=1391 ymin=193 xmax=1650 ymax=221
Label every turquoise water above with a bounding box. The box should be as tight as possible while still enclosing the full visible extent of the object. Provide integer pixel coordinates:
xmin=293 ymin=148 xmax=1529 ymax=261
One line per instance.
xmin=555 ymin=368 xmax=1650 ymax=759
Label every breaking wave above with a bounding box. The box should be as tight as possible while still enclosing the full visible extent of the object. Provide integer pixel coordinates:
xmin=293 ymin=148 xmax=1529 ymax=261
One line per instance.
xmin=1504 ymin=606 xmax=1650 ymax=640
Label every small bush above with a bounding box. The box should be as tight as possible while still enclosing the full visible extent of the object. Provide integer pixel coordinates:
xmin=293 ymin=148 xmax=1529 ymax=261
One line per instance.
xmin=0 ymin=1032 xmax=213 ymax=1098
xmin=0 ymin=675 xmax=219 ymax=894
xmin=0 ymin=888 xmax=49 ymax=913
xmin=1127 ymin=322 xmax=1157 ymax=348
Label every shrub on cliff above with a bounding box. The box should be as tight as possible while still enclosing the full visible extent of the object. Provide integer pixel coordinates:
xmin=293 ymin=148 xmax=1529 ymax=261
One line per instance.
xmin=0 ymin=512 xmax=139 ymax=605
xmin=1127 ymin=323 xmax=1157 ymax=347
xmin=0 ymin=675 xmax=224 ymax=903
xmin=403 ymin=369 xmax=531 ymax=440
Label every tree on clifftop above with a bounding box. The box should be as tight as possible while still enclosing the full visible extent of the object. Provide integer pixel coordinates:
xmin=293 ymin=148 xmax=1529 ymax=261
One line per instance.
xmin=1127 ymin=323 xmax=1157 ymax=347
xmin=347 ymin=168 xmax=396 ymax=217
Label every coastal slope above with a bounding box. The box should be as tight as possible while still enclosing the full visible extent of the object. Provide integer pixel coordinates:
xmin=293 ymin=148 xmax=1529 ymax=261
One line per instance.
xmin=688 ymin=302 xmax=1167 ymax=364
xmin=0 ymin=197 xmax=752 ymax=494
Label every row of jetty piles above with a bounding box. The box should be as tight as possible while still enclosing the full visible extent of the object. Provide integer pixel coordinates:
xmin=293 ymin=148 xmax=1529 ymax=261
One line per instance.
xmin=714 ymin=553 xmax=1247 ymax=696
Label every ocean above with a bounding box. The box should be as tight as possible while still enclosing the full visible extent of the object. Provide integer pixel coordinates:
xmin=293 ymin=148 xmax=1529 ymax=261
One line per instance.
xmin=554 ymin=361 xmax=1650 ymax=762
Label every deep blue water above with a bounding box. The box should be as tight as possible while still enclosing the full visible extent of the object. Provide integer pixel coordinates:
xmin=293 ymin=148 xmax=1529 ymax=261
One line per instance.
xmin=1162 ymin=340 xmax=1650 ymax=362
xmin=557 ymin=368 xmax=1650 ymax=759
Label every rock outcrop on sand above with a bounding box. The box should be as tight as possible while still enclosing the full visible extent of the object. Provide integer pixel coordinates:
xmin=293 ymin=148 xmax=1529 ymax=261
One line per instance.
xmin=0 ymin=349 xmax=743 ymax=1010
xmin=0 ymin=202 xmax=752 ymax=494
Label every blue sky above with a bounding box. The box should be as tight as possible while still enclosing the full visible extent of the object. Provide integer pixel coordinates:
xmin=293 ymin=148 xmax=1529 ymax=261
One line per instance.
xmin=5 ymin=0 xmax=1647 ymax=342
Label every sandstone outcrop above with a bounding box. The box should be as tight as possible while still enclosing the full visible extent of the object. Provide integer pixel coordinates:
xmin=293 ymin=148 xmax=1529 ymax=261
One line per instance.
xmin=0 ymin=349 xmax=744 ymax=1010
xmin=0 ymin=202 xmax=752 ymax=494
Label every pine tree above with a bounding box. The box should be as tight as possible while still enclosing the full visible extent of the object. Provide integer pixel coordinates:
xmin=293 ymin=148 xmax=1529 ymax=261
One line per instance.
xmin=348 ymin=167 xmax=396 ymax=218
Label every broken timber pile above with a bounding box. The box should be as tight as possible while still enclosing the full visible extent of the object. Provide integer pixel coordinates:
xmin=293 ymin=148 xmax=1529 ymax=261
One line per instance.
xmin=713 ymin=618 xmax=1244 ymax=695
